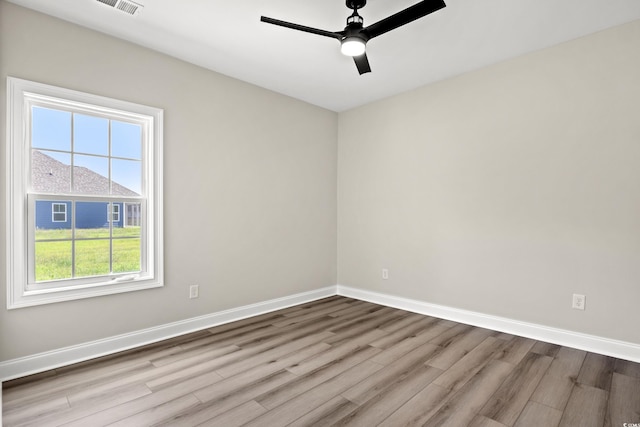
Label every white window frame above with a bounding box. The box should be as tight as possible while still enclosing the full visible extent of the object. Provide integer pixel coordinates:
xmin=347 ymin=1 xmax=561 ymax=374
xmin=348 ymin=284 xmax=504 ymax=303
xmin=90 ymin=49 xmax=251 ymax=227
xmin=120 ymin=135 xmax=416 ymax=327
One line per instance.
xmin=6 ymin=77 xmax=164 ymax=309
xmin=52 ymin=203 xmax=67 ymax=223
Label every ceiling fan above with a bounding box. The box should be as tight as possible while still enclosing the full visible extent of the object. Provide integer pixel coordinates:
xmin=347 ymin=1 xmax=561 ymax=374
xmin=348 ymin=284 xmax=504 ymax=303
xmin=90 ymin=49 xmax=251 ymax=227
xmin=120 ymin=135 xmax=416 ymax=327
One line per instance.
xmin=261 ymin=0 xmax=446 ymax=75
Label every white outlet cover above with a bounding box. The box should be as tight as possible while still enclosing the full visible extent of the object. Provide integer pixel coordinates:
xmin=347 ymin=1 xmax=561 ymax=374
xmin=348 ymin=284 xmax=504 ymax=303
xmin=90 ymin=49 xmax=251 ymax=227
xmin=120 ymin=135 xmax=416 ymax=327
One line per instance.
xmin=189 ymin=285 xmax=199 ymax=299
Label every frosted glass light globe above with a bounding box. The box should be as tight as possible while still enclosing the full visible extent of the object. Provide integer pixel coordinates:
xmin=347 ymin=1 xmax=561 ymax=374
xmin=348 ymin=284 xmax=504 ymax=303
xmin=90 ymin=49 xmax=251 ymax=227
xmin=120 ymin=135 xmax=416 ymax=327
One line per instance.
xmin=341 ymin=38 xmax=366 ymax=56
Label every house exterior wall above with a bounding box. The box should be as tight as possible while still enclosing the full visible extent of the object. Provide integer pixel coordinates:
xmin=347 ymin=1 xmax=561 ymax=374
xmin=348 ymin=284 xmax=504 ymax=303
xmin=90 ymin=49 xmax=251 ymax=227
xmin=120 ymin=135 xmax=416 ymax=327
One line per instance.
xmin=35 ymin=201 xmax=125 ymax=230
xmin=35 ymin=201 xmax=72 ymax=230
xmin=75 ymin=202 xmax=123 ymax=229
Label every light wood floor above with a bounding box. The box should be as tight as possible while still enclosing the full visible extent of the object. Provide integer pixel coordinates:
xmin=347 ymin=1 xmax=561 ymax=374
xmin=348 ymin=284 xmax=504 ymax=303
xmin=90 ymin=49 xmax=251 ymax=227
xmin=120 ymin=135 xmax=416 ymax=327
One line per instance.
xmin=3 ymin=296 xmax=640 ymax=426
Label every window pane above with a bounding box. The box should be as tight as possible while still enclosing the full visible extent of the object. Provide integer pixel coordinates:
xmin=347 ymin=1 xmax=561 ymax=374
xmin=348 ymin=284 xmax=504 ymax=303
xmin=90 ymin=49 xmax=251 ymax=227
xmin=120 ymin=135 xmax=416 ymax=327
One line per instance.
xmin=73 ymin=155 xmax=110 ymax=194
xmin=35 ymin=200 xmax=72 ymax=239
xmin=112 ymin=159 xmax=141 ymax=195
xmin=32 ymin=150 xmax=72 ymax=193
xmin=75 ymin=240 xmax=110 ymax=277
xmin=113 ymin=238 xmax=141 ymax=273
xmin=35 ymin=241 xmax=72 ymax=281
xmin=74 ymin=113 xmax=109 ymax=156
xmin=76 ymin=201 xmax=109 ymax=231
xmin=31 ymin=106 xmax=71 ymax=151
xmin=112 ymin=121 xmax=141 ymax=160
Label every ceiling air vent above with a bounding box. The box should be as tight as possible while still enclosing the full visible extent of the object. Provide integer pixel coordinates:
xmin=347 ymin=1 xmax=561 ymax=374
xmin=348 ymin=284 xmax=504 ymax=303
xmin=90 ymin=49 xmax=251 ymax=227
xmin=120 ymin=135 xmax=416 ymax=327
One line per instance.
xmin=96 ymin=0 xmax=143 ymax=16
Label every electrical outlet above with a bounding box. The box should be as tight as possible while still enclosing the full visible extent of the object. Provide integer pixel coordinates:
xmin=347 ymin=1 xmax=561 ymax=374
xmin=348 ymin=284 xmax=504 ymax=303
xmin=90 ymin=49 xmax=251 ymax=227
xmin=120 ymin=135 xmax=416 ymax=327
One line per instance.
xmin=572 ymin=293 xmax=585 ymax=310
xmin=382 ymin=269 xmax=389 ymax=280
xmin=189 ymin=285 xmax=199 ymax=299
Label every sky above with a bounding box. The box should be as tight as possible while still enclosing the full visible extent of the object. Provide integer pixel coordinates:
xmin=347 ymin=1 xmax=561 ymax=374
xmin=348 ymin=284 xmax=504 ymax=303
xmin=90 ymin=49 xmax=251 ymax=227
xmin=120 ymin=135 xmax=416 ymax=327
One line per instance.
xmin=31 ymin=106 xmax=142 ymax=194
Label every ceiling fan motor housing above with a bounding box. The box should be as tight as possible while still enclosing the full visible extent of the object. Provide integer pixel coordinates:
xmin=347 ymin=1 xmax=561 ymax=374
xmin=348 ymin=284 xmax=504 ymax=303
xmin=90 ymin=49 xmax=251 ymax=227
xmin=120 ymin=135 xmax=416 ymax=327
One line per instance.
xmin=342 ymin=23 xmax=369 ymax=44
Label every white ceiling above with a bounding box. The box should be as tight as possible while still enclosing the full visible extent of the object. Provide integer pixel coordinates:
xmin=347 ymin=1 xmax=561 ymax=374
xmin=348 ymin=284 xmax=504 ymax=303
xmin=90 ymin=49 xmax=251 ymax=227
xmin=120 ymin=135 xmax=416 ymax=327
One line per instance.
xmin=7 ymin=0 xmax=640 ymax=111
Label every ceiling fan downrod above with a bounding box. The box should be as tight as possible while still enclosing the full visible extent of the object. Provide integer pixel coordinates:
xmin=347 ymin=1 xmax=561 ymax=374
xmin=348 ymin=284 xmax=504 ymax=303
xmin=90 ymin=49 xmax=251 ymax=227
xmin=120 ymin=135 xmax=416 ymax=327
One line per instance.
xmin=345 ymin=0 xmax=366 ymax=26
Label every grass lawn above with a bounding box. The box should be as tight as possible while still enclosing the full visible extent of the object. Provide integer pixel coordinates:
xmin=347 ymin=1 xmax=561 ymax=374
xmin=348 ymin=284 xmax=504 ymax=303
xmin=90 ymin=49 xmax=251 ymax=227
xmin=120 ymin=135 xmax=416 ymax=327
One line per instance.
xmin=35 ymin=227 xmax=141 ymax=281
xmin=35 ymin=227 xmax=141 ymax=240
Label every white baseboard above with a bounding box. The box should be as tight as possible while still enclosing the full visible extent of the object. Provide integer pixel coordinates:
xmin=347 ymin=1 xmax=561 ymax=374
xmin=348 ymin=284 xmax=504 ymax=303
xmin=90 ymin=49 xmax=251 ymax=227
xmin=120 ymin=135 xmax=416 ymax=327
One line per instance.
xmin=0 ymin=286 xmax=336 ymax=382
xmin=337 ymin=285 xmax=640 ymax=363
xmin=2 ymin=284 xmax=639 ymax=383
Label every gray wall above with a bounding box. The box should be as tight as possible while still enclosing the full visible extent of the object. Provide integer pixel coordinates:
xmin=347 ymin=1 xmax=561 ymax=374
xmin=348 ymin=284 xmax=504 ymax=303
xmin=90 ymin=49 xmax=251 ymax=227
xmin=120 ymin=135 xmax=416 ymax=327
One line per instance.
xmin=338 ymin=19 xmax=640 ymax=344
xmin=0 ymin=1 xmax=338 ymax=361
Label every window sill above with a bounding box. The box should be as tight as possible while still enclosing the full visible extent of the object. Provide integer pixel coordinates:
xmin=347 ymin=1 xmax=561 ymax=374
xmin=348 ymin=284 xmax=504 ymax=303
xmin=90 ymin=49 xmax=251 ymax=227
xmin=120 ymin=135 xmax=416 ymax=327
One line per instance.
xmin=8 ymin=277 xmax=163 ymax=309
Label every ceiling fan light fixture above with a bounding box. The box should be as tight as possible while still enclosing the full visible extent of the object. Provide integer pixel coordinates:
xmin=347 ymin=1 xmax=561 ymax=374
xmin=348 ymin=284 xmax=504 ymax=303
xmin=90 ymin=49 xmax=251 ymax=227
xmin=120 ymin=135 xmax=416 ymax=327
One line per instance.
xmin=341 ymin=37 xmax=366 ymax=56
xmin=261 ymin=0 xmax=446 ymax=74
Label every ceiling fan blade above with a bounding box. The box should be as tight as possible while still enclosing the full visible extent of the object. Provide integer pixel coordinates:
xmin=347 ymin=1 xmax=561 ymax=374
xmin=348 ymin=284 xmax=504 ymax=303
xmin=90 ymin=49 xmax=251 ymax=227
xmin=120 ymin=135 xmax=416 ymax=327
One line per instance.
xmin=261 ymin=16 xmax=343 ymax=40
xmin=364 ymin=0 xmax=446 ymax=39
xmin=353 ymin=53 xmax=371 ymax=75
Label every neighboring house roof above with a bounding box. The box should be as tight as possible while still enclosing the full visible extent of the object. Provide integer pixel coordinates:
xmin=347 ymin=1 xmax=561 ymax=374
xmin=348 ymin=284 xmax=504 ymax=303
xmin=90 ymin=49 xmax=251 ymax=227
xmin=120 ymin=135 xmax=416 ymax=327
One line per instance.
xmin=32 ymin=150 xmax=140 ymax=196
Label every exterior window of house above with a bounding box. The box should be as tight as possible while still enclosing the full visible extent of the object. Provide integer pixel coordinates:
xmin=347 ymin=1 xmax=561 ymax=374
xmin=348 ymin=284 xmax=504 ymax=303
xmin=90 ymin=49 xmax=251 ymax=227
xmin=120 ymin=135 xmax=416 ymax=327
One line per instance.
xmin=52 ymin=203 xmax=67 ymax=222
xmin=6 ymin=77 xmax=164 ymax=309
xmin=125 ymin=203 xmax=141 ymax=227
xmin=108 ymin=204 xmax=120 ymax=223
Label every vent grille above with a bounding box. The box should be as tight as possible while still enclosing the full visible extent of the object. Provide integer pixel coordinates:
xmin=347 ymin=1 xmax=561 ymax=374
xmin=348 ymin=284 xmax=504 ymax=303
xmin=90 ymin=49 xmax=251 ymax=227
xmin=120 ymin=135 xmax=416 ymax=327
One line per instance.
xmin=96 ymin=0 xmax=143 ymax=16
xmin=116 ymin=1 xmax=140 ymax=15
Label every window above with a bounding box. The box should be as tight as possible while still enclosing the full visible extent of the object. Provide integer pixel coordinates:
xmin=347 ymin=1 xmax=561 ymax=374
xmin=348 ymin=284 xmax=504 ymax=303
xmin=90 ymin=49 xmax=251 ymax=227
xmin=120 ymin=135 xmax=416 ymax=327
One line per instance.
xmin=108 ymin=204 xmax=120 ymax=223
xmin=125 ymin=203 xmax=141 ymax=227
xmin=52 ymin=203 xmax=67 ymax=222
xmin=6 ymin=77 xmax=164 ymax=308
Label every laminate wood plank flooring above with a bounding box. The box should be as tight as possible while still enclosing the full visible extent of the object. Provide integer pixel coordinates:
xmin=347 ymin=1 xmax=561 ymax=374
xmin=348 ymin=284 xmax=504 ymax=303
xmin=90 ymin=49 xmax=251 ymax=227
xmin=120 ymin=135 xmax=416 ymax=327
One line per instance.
xmin=558 ymin=383 xmax=608 ymax=427
xmin=3 ymin=296 xmax=640 ymax=426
